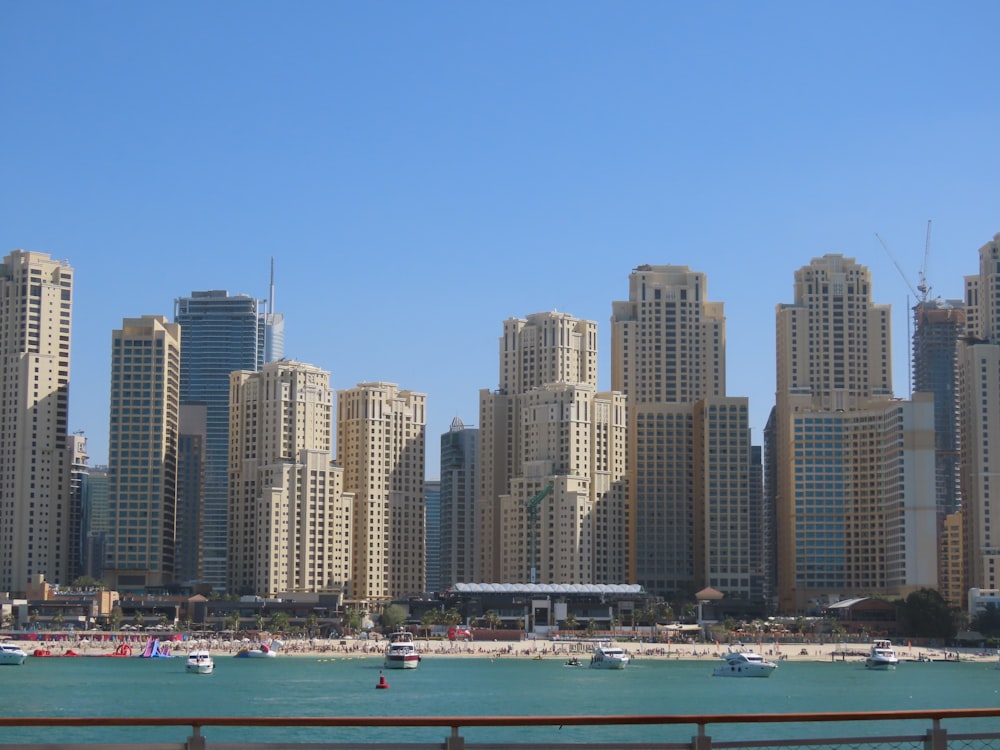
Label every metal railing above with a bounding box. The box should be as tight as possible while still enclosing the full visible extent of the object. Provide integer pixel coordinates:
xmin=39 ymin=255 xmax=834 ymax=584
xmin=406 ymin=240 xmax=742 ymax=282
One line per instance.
xmin=2 ymin=708 xmax=999 ymax=750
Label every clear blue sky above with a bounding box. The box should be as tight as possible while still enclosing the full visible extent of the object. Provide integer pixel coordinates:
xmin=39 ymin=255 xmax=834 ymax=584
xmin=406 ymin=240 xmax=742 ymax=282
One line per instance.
xmin=3 ymin=1 xmax=999 ymax=477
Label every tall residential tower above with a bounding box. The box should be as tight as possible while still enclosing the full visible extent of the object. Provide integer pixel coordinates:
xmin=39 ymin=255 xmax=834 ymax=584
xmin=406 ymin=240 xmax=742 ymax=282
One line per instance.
xmin=612 ymin=265 xmax=760 ymax=604
xmin=228 ymin=361 xmax=351 ymax=598
xmin=105 ymin=315 xmax=182 ymax=592
xmin=773 ymin=255 xmax=937 ymax=612
xmin=0 ymin=251 xmax=73 ymax=595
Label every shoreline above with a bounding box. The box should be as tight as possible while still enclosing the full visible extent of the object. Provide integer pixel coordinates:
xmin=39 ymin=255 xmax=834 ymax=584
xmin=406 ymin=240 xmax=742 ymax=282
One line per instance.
xmin=8 ymin=636 xmax=998 ymax=665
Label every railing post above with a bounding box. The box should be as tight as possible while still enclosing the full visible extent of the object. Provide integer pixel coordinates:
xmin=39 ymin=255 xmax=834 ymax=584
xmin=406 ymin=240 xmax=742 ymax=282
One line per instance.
xmin=924 ymin=718 xmax=947 ymax=750
xmin=444 ymin=725 xmax=465 ymax=750
xmin=692 ymin=722 xmax=712 ymax=750
xmin=186 ymin=725 xmax=206 ymax=750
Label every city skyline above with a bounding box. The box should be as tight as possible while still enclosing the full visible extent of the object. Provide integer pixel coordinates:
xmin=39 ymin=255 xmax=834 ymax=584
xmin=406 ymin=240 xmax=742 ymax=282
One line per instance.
xmin=3 ymin=3 xmax=1000 ymax=476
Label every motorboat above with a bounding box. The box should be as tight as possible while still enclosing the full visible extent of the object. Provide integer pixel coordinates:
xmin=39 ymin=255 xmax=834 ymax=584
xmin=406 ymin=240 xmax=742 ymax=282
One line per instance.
xmin=384 ymin=629 xmax=420 ymax=669
xmin=0 ymin=642 xmax=27 ymax=665
xmin=234 ymin=642 xmax=278 ymax=658
xmin=712 ymin=647 xmax=778 ymax=677
xmin=589 ymin=642 xmax=630 ymax=670
xmin=564 ymin=656 xmax=583 ymax=667
xmin=865 ymin=639 xmax=899 ymax=670
xmin=185 ymin=650 xmax=215 ymax=674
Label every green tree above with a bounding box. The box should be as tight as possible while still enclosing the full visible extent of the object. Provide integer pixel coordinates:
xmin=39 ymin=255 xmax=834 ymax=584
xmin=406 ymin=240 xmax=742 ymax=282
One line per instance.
xmin=53 ymin=609 xmax=65 ymax=629
xmin=380 ymin=604 xmax=407 ymax=632
xmin=442 ymin=608 xmax=462 ymax=627
xmin=267 ymin=611 xmax=290 ymax=633
xmin=29 ymin=608 xmax=40 ymax=629
xmin=109 ymin=606 xmax=123 ymax=631
xmin=305 ymin=612 xmax=319 ymax=636
xmin=341 ymin=607 xmax=362 ymax=636
xmin=484 ymin=610 xmax=502 ymax=630
xmin=225 ymin=612 xmax=242 ymax=633
xmin=255 ymin=614 xmax=265 ymax=632
xmin=134 ymin=611 xmax=145 ymax=629
xmin=563 ymin=613 xmax=578 ymax=631
xmin=898 ymin=588 xmax=957 ymax=639
xmin=585 ymin=618 xmax=597 ymax=637
xmin=972 ymin=604 xmax=1000 ymax=638
xmin=2 ymin=611 xmax=16 ymax=630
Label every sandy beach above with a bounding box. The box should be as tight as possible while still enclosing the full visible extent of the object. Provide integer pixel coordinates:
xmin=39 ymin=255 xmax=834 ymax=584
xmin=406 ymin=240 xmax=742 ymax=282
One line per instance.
xmin=11 ymin=635 xmax=998 ymax=665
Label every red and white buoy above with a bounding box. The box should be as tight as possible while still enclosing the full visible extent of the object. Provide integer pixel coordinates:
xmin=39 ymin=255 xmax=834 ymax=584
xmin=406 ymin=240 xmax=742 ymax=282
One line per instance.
xmin=376 ymin=670 xmax=390 ymax=689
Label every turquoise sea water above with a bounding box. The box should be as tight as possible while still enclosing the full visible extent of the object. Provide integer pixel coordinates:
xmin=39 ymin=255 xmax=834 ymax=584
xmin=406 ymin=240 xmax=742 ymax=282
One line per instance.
xmin=2 ymin=654 xmax=999 ymax=745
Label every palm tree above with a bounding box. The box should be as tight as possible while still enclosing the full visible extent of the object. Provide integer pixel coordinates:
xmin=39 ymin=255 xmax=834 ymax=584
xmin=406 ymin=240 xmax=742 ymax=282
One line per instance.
xmin=53 ymin=609 xmax=65 ymax=629
xmin=484 ymin=610 xmax=502 ymax=631
xmin=420 ymin=609 xmax=440 ymax=638
xmin=341 ymin=607 xmax=362 ymax=636
xmin=109 ymin=606 xmax=123 ymax=631
xmin=563 ymin=613 xmax=579 ymax=631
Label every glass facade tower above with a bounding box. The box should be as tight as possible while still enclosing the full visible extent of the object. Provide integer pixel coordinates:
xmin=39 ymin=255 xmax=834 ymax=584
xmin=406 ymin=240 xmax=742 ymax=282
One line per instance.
xmin=174 ymin=290 xmax=283 ymax=591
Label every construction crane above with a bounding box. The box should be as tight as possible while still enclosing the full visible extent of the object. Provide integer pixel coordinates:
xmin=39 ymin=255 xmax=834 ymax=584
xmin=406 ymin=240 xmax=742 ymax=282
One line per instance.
xmin=526 ymin=482 xmax=554 ymax=584
xmin=875 ymin=219 xmax=933 ymax=304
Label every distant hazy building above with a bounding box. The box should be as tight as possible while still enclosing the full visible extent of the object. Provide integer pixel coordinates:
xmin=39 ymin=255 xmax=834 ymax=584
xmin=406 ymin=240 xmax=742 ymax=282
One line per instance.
xmin=440 ymin=417 xmax=478 ymax=589
xmin=424 ymin=480 xmax=442 ymax=593
xmin=175 ymin=404 xmax=206 ymax=585
xmin=338 ymin=382 xmax=426 ymax=602
xmin=105 ymin=315 xmax=182 ymax=592
xmin=67 ymin=433 xmax=89 ymax=583
xmin=83 ymin=467 xmax=109 ymax=582
xmin=612 ymin=265 xmax=760 ymax=605
xmin=960 ymin=233 xmax=1000 ymax=597
xmin=175 ymin=287 xmax=283 ymax=592
xmin=0 ymin=250 xmax=74 ymax=595
xmin=228 ymin=361 xmax=351 ymax=598
xmin=774 ymin=255 xmax=937 ymax=612
xmin=479 ymin=312 xmax=628 ymax=585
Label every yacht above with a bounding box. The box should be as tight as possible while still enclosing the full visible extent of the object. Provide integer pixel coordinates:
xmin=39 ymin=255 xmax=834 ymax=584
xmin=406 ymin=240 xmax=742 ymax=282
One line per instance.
xmin=712 ymin=647 xmax=777 ymax=677
xmin=0 ymin=642 xmax=27 ymax=665
xmin=865 ymin=639 xmax=899 ymax=670
xmin=185 ymin=650 xmax=215 ymax=674
xmin=589 ymin=642 xmax=630 ymax=670
xmin=384 ymin=630 xmax=420 ymax=669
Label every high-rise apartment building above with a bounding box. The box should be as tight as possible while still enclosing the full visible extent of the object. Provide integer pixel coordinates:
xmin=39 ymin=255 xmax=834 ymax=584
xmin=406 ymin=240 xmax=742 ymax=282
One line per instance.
xmin=82 ymin=467 xmax=109 ymax=581
xmin=175 ymin=404 xmax=206 ymax=585
xmin=612 ymin=265 xmax=760 ymax=604
xmin=0 ymin=250 xmax=73 ymax=595
xmin=105 ymin=315 xmax=181 ymax=592
xmin=440 ymin=417 xmax=478 ymax=588
xmin=228 ymin=361 xmax=351 ymax=598
xmin=479 ymin=312 xmax=628 ymax=585
xmin=174 ymin=288 xmax=283 ymax=591
xmin=337 ymin=382 xmax=426 ymax=602
xmin=959 ymin=233 xmax=1000 ymax=596
xmin=773 ymin=255 xmax=937 ymax=612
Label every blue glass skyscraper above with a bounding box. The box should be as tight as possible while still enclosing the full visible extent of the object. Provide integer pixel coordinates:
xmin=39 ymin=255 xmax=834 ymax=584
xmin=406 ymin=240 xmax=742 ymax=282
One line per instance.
xmin=174 ymin=286 xmax=283 ymax=591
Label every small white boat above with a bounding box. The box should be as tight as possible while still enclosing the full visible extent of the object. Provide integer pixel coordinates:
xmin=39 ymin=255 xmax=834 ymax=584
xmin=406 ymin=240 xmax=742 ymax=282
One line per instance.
xmin=185 ymin=650 xmax=214 ymax=674
xmin=713 ymin=647 xmax=777 ymax=677
xmin=0 ymin=642 xmax=27 ymax=665
xmin=865 ymin=639 xmax=899 ymax=670
xmin=589 ymin=642 xmax=630 ymax=670
xmin=384 ymin=629 xmax=420 ymax=669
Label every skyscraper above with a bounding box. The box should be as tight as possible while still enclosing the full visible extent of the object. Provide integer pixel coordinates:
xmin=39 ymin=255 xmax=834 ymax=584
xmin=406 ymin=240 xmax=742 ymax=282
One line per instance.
xmin=478 ymin=312 xmax=628 ymax=585
xmin=105 ymin=315 xmax=181 ymax=592
xmin=440 ymin=417 xmax=478 ymax=588
xmin=338 ymin=382 xmax=426 ymax=602
xmin=424 ymin=480 xmax=442 ymax=593
xmin=174 ymin=287 xmax=282 ymax=591
xmin=959 ymin=233 xmax=1000 ymax=595
xmin=612 ymin=265 xmax=759 ymax=604
xmin=774 ymin=254 xmax=937 ymax=612
xmin=228 ymin=361 xmax=351 ymax=597
xmin=0 ymin=250 xmax=74 ymax=595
